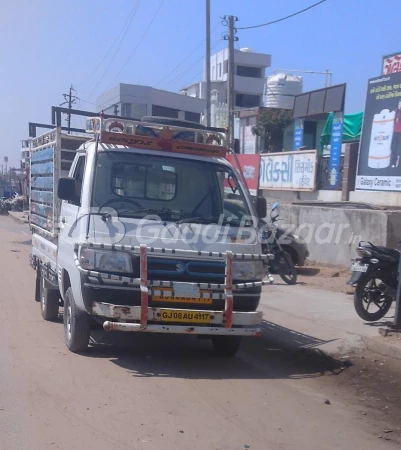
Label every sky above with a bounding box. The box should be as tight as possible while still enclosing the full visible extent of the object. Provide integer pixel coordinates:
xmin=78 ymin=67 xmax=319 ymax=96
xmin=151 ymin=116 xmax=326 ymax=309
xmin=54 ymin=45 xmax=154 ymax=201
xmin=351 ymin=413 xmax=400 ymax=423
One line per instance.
xmin=1 ymin=0 xmax=400 ymax=167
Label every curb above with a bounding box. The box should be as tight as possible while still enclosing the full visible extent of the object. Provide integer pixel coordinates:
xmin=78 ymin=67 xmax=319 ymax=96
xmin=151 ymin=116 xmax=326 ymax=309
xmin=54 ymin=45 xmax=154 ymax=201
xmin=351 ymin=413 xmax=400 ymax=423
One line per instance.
xmin=362 ymin=335 xmax=401 ymax=361
xmin=8 ymin=212 xmax=29 ymax=224
xmin=259 ymin=325 xmax=367 ymax=361
xmin=260 ymin=323 xmax=401 ymax=363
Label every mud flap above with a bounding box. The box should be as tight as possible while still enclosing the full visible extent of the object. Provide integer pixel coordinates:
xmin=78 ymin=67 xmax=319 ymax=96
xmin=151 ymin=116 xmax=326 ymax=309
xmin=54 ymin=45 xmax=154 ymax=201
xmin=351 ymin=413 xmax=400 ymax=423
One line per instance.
xmin=346 ymin=270 xmax=363 ymax=286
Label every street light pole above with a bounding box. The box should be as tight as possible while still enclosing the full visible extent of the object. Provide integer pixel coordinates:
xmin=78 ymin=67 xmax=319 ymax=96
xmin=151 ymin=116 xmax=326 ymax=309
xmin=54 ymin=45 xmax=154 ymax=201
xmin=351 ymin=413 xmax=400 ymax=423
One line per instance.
xmin=205 ymin=0 xmax=211 ymax=127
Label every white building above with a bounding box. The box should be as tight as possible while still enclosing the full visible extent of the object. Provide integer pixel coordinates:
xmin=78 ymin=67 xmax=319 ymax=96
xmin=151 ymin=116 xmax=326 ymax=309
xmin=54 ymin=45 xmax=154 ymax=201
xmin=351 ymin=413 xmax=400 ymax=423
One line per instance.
xmin=20 ymin=139 xmax=30 ymax=171
xmin=181 ymin=47 xmax=271 ymax=109
xmin=96 ymin=83 xmax=206 ymax=123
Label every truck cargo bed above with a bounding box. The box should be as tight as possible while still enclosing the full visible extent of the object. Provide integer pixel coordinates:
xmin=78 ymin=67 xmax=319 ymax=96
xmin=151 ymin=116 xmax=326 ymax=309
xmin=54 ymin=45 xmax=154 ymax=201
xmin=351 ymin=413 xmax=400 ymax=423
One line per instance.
xmin=29 ymin=129 xmax=91 ymax=237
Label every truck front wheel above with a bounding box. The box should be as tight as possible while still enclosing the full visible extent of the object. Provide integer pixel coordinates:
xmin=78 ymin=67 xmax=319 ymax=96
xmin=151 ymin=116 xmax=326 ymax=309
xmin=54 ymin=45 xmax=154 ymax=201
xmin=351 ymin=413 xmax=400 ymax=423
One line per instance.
xmin=212 ymin=336 xmax=242 ymax=357
xmin=63 ymin=287 xmax=90 ymax=353
xmin=40 ymin=275 xmax=59 ymax=321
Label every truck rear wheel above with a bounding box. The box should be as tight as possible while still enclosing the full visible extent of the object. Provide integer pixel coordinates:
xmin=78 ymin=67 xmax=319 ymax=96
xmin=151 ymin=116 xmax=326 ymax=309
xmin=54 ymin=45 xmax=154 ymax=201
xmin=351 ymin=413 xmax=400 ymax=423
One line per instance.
xmin=212 ymin=336 xmax=242 ymax=357
xmin=63 ymin=287 xmax=90 ymax=353
xmin=40 ymin=275 xmax=59 ymax=321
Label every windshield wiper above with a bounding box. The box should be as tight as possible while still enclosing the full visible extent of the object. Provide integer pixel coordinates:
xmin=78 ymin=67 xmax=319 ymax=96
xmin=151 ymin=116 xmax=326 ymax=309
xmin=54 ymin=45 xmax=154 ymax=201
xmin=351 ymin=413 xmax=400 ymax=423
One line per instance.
xmin=176 ymin=216 xmax=220 ymax=225
xmin=117 ymin=208 xmax=174 ymax=219
xmin=176 ymin=216 xmax=253 ymax=226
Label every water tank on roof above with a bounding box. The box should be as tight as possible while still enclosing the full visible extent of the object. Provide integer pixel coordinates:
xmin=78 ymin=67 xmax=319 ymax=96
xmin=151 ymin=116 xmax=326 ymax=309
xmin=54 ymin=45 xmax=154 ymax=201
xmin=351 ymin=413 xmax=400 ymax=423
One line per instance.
xmin=240 ymin=47 xmax=253 ymax=52
xmin=265 ymin=73 xmax=303 ymax=110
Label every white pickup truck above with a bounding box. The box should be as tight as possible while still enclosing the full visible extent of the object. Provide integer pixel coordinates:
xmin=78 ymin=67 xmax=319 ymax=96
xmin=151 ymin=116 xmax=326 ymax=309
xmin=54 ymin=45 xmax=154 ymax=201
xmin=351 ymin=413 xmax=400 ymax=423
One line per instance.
xmin=29 ymin=116 xmax=269 ymax=356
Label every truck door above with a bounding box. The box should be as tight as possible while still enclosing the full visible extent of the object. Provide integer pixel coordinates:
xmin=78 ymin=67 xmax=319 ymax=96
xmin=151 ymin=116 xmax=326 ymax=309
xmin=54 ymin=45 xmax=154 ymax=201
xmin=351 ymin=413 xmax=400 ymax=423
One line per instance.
xmin=57 ymin=155 xmax=87 ymax=294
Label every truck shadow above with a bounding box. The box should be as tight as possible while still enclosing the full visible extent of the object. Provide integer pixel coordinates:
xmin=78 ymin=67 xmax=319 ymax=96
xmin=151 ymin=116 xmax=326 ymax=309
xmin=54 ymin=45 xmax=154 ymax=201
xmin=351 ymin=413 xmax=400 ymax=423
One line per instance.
xmin=82 ymin=319 xmax=345 ymax=381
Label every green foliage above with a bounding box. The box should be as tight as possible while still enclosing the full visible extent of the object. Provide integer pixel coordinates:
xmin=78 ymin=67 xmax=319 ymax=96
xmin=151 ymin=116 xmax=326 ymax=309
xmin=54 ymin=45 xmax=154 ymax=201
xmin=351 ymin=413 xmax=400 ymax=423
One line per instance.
xmin=256 ymin=108 xmax=293 ymax=152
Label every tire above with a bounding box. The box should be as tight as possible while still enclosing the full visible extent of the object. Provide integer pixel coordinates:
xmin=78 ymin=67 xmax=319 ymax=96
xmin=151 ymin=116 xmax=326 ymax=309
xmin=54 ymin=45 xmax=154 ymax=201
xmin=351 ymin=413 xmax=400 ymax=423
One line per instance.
xmin=354 ymin=271 xmax=393 ymax=322
xmin=212 ymin=336 xmax=242 ymax=357
xmin=278 ymin=252 xmax=297 ymax=285
xmin=39 ymin=274 xmax=59 ymax=321
xmin=281 ymin=245 xmax=298 ymax=266
xmin=35 ymin=268 xmax=41 ymax=302
xmin=63 ymin=287 xmax=90 ymax=353
xmin=233 ymin=295 xmax=260 ymax=312
xmin=141 ymin=116 xmax=207 ymax=130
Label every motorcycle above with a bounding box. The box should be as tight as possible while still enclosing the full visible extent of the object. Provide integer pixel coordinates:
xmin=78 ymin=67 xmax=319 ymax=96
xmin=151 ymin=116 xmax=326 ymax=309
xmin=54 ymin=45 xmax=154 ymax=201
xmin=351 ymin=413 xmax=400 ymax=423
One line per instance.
xmin=261 ymin=202 xmax=297 ymax=285
xmin=347 ymin=241 xmax=399 ymax=321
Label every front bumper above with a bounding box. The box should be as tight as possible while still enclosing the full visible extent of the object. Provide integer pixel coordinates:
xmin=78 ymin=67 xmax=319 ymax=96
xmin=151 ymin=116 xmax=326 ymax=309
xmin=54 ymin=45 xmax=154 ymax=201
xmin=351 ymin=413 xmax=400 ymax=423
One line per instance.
xmin=93 ymin=302 xmax=262 ymax=336
xmin=75 ymin=241 xmax=270 ymax=337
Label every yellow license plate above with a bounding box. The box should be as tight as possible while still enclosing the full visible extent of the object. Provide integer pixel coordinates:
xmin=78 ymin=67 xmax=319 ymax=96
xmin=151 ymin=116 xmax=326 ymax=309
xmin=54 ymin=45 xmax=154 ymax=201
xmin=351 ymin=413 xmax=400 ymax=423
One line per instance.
xmin=160 ymin=309 xmax=211 ymax=324
xmin=152 ymin=288 xmax=212 ymax=305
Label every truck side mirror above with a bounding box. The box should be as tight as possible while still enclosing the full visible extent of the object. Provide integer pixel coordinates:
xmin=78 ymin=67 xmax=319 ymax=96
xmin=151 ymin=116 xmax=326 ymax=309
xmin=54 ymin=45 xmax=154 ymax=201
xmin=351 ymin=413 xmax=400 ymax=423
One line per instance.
xmin=255 ymin=196 xmax=267 ymax=218
xmin=58 ymin=177 xmax=79 ymax=203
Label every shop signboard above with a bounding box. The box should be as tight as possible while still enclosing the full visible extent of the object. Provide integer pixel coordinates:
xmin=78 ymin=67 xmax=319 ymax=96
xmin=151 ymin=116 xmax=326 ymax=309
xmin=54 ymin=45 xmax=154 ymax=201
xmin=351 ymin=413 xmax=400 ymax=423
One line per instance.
xmin=383 ymin=52 xmax=401 ymax=75
xmin=327 ymin=111 xmax=344 ymax=189
xmin=293 ymin=118 xmax=304 ymax=150
xmin=226 ymin=154 xmax=260 ymax=196
xmin=259 ymin=150 xmax=317 ymax=191
xmin=356 ymin=71 xmax=401 ymax=191
xmin=242 ymin=125 xmax=256 ymax=154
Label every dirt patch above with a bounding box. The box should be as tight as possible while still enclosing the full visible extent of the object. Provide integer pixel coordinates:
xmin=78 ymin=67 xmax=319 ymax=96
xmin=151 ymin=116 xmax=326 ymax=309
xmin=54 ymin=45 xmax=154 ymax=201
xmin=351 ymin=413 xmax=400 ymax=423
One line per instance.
xmin=322 ymin=351 xmax=401 ymax=444
xmin=297 ymin=262 xmax=354 ymax=294
xmin=245 ymin=338 xmax=401 ymax=445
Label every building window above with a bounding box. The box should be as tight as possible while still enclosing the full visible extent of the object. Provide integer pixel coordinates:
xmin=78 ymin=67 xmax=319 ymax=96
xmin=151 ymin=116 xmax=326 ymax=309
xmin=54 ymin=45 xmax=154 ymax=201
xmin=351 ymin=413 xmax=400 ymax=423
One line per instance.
xmin=236 ymin=65 xmax=262 ymax=78
xmin=235 ymin=94 xmax=260 ymax=108
xmin=185 ymin=111 xmax=201 ymax=123
xmin=152 ymin=105 xmax=179 ymax=119
xmin=121 ymin=103 xmax=131 ymax=118
xmin=218 ymin=63 xmax=222 ymax=77
xmin=224 ymin=60 xmax=228 ymax=74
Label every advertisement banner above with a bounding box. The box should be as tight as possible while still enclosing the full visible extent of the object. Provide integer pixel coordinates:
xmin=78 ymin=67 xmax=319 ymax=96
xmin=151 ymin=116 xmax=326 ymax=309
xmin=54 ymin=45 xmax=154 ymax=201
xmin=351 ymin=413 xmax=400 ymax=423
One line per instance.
xmin=242 ymin=126 xmax=256 ymax=154
xmin=226 ymin=154 xmax=260 ymax=196
xmin=259 ymin=150 xmax=317 ymax=191
xmin=328 ymin=111 xmax=344 ymax=189
xmin=355 ymin=72 xmax=401 ymax=191
xmin=293 ymin=118 xmax=304 ymax=150
xmin=383 ymin=52 xmax=401 ymax=75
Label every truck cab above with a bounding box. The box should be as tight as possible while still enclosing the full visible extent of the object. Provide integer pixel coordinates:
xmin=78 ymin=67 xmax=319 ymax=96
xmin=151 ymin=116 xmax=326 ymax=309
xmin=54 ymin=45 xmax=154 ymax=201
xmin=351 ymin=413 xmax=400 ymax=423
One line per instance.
xmin=31 ymin=116 xmax=268 ymax=356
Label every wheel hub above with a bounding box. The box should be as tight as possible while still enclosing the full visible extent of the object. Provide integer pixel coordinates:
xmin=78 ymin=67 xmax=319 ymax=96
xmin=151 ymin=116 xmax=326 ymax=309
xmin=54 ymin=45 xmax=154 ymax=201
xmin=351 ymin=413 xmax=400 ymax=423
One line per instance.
xmin=66 ymin=305 xmax=72 ymax=341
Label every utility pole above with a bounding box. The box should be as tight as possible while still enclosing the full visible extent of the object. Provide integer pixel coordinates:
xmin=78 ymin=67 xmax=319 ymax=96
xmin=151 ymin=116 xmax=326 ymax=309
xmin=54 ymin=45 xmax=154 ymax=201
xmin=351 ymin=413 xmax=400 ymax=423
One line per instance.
xmin=394 ymin=241 xmax=401 ymax=328
xmin=60 ymin=84 xmax=78 ymax=134
xmin=205 ymin=0 xmax=211 ymax=127
xmin=223 ymin=15 xmax=238 ymax=150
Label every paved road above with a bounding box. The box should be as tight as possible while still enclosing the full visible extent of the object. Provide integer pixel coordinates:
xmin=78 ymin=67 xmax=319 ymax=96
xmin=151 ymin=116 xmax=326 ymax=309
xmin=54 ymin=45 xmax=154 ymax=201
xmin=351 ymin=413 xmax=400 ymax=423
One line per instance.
xmin=0 ymin=216 xmax=398 ymax=450
xmin=0 ymin=214 xmax=30 ymax=234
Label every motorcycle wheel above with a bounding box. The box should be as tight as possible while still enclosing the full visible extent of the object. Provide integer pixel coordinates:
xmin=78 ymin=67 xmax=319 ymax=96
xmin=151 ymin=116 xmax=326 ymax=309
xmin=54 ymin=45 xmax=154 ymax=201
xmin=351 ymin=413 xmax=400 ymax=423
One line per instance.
xmin=354 ymin=270 xmax=393 ymax=322
xmin=278 ymin=251 xmax=297 ymax=285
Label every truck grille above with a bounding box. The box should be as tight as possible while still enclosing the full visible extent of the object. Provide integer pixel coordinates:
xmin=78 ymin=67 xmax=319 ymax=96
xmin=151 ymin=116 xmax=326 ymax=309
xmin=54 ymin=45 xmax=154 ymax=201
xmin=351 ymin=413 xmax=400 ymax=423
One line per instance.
xmin=147 ymin=258 xmax=225 ymax=283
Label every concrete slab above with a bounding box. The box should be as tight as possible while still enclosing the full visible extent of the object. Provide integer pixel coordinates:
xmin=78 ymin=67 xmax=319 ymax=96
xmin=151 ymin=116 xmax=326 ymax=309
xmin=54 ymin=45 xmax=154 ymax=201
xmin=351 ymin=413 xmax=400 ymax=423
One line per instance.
xmin=8 ymin=211 xmax=29 ymax=224
xmin=259 ymin=282 xmax=401 ymax=360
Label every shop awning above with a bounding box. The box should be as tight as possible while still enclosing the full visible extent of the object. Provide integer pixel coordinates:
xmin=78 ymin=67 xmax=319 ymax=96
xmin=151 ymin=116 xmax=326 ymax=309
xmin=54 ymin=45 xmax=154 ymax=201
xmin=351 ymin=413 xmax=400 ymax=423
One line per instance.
xmin=320 ymin=111 xmax=363 ymax=151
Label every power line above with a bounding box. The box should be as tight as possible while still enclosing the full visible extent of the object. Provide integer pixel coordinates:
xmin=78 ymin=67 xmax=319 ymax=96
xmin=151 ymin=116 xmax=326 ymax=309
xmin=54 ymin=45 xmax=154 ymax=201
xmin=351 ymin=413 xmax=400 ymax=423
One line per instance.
xmin=86 ymin=0 xmax=142 ymax=99
xmin=163 ymin=40 xmax=221 ymax=90
xmin=103 ymin=0 xmax=165 ymax=93
xmin=154 ymin=21 xmax=220 ymax=88
xmin=76 ymin=1 xmax=142 ymax=88
xmin=238 ymin=0 xmax=328 ymax=30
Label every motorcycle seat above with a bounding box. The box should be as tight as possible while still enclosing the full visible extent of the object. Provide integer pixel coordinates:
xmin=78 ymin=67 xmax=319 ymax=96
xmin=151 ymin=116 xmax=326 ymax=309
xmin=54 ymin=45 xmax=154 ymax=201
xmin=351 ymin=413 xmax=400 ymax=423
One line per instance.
xmin=374 ymin=246 xmax=400 ymax=261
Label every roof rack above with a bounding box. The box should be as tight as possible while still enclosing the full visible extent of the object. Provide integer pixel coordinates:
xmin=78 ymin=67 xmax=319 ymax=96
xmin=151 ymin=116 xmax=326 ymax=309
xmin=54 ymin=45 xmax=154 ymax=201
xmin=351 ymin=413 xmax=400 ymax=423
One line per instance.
xmin=86 ymin=116 xmax=227 ymax=158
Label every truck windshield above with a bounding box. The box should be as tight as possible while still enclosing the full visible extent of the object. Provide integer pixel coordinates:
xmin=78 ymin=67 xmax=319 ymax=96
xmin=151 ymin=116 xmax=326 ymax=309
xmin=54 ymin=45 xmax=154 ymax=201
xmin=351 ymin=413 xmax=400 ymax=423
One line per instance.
xmin=92 ymin=151 xmax=253 ymax=226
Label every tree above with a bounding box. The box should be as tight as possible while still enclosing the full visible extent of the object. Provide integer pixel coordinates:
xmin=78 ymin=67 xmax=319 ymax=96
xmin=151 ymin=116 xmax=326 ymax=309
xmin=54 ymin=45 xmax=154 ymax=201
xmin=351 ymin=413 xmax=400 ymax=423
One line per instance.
xmin=255 ymin=108 xmax=293 ymax=153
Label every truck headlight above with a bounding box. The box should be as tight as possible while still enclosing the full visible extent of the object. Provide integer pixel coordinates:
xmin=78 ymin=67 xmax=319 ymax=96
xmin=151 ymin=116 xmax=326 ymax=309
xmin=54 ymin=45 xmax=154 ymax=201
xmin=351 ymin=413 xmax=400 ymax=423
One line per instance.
xmin=79 ymin=248 xmax=133 ymax=274
xmin=232 ymin=261 xmax=264 ymax=281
